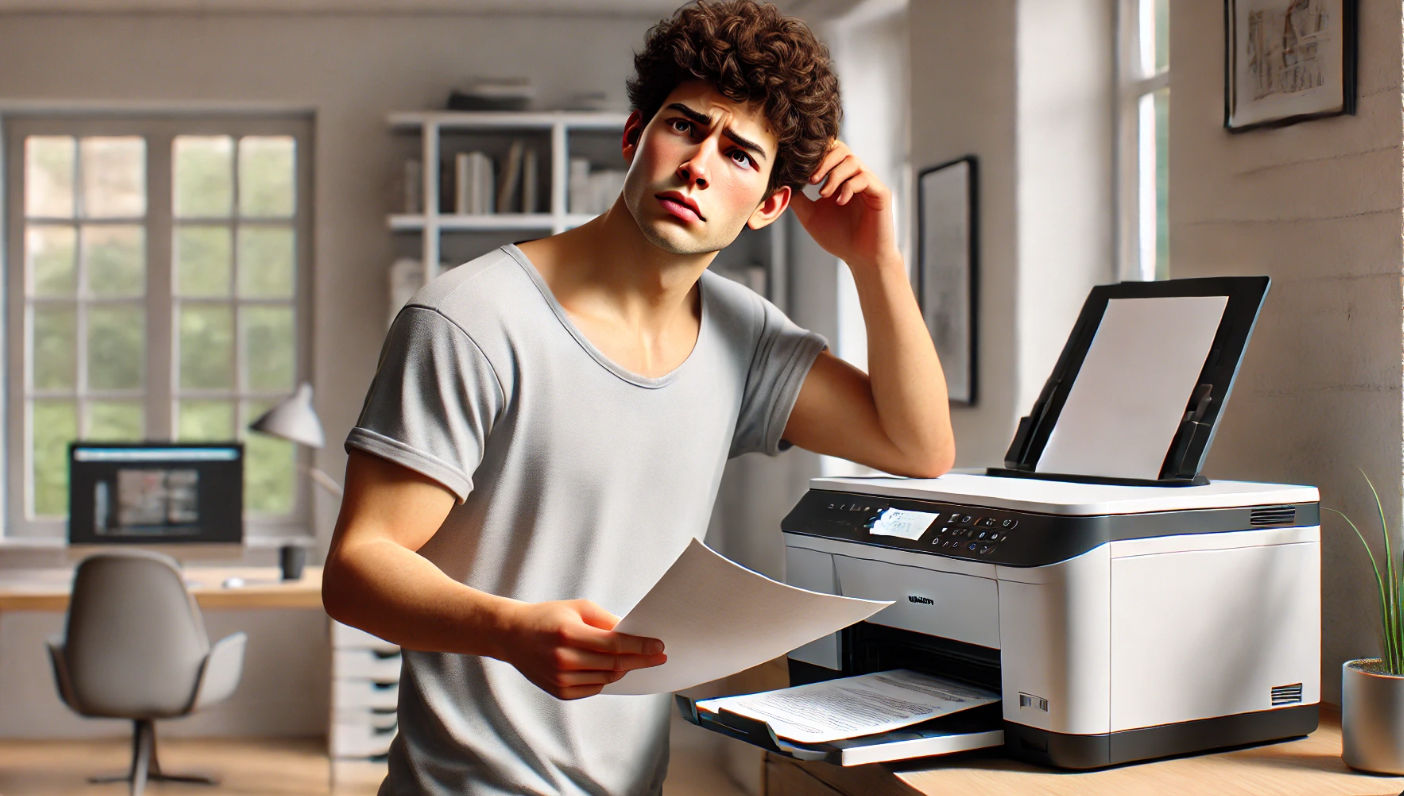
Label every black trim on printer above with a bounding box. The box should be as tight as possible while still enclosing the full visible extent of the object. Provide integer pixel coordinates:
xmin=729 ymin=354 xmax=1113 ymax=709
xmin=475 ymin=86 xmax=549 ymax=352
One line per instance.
xmin=1002 ymin=703 xmax=1318 ymax=769
xmin=782 ymin=489 xmax=1320 ymax=568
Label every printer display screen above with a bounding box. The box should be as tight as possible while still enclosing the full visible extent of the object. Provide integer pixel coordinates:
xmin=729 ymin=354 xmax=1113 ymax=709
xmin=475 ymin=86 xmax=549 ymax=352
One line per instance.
xmin=869 ymin=508 xmax=941 ymax=540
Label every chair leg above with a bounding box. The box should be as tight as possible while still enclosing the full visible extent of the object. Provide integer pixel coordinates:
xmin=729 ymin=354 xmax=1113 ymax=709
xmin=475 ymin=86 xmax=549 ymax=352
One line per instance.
xmin=86 ymin=719 xmax=218 ymax=789
xmin=131 ymin=719 xmax=152 ymax=796
xmin=145 ymin=722 xmax=216 ymax=785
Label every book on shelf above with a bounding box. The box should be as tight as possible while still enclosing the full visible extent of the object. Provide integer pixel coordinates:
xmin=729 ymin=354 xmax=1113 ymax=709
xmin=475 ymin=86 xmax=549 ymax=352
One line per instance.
xmin=496 ymin=140 xmax=526 ymax=214
xmin=521 ymin=148 xmax=539 ymax=213
xmin=454 ymin=151 xmax=496 ymax=215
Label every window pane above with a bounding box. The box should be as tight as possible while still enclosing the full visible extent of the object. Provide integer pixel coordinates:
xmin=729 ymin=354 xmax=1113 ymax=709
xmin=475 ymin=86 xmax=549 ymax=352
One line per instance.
xmin=174 ymin=136 xmax=234 ymax=218
xmin=243 ymin=400 xmax=295 ymax=515
xmin=1155 ymin=0 xmax=1169 ymax=72
xmin=239 ymin=136 xmax=295 ymax=218
xmin=242 ymin=306 xmax=295 ymax=392
xmin=175 ymin=225 xmax=232 ymax=297
xmin=238 ymin=226 xmax=295 ymax=298
xmin=25 ymin=136 xmax=74 ymax=218
xmin=87 ymin=401 xmax=143 ymax=441
xmin=79 ymin=137 xmax=145 ymax=218
xmin=31 ymin=399 xmax=77 ymax=517
xmin=178 ymin=399 xmax=235 ymax=441
xmin=179 ymin=304 xmax=234 ymax=390
xmin=32 ymin=306 xmax=77 ymax=390
xmin=83 ymin=225 xmax=145 ymax=297
xmin=27 ymin=225 xmax=76 ymax=296
xmin=87 ymin=305 xmax=145 ymax=391
xmin=1155 ymin=87 xmax=1170 ymax=279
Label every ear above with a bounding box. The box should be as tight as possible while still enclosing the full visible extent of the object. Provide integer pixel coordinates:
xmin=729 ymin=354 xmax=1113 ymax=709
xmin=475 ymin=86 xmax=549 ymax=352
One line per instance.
xmin=747 ymin=184 xmax=792 ymax=230
xmin=622 ymin=110 xmax=645 ymax=164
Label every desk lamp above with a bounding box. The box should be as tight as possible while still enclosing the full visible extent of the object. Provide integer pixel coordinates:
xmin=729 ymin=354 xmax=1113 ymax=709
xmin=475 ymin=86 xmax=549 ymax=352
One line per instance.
xmin=248 ymin=382 xmax=343 ymax=498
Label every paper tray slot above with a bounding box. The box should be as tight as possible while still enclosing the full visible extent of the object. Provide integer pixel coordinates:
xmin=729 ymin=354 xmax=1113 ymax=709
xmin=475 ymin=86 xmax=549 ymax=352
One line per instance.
xmin=675 ymin=695 xmax=1004 ymax=767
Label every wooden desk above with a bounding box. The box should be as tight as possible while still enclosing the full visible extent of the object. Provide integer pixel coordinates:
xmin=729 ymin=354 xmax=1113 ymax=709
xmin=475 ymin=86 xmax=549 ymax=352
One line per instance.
xmin=765 ymin=708 xmax=1404 ymax=796
xmin=0 ymin=566 xmax=323 ymax=612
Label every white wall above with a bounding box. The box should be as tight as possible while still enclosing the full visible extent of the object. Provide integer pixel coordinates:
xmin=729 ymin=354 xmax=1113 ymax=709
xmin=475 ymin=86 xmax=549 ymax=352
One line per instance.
xmin=1169 ymin=0 xmax=1403 ymax=706
xmin=909 ymin=0 xmax=1113 ymax=466
xmin=0 ymin=8 xmax=656 ymax=738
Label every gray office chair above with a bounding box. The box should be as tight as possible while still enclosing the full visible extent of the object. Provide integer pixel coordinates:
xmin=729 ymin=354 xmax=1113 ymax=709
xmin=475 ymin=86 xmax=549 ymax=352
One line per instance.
xmin=45 ymin=550 xmax=247 ymax=796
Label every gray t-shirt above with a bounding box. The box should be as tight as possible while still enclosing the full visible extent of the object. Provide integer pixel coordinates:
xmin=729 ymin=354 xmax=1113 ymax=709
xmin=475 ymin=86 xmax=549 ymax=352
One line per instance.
xmin=345 ymin=243 xmax=826 ymax=796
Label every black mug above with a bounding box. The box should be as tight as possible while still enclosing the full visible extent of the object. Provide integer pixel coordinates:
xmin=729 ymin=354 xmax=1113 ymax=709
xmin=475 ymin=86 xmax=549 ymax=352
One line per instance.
xmin=279 ymin=544 xmax=306 ymax=581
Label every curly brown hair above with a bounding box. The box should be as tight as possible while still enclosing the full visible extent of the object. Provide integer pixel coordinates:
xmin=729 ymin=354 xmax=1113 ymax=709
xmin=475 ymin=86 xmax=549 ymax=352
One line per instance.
xmin=626 ymin=0 xmax=842 ymax=196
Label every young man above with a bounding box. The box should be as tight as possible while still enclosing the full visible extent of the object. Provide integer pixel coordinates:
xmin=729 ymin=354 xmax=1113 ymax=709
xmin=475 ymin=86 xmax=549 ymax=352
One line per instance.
xmin=323 ymin=2 xmax=954 ymax=794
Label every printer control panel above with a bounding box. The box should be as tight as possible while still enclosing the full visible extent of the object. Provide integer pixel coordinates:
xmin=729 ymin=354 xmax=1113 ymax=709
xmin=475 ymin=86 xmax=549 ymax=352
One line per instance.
xmin=780 ymin=489 xmax=1110 ymax=567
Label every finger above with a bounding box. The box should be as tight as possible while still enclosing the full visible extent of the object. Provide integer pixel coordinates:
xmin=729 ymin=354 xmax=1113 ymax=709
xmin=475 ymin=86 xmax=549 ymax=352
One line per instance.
xmin=810 ymin=141 xmax=849 ymax=184
xmin=572 ymin=600 xmax=621 ymax=631
xmin=573 ymin=623 xmax=665 ymax=656
xmin=837 ymin=174 xmax=870 ymax=206
xmin=555 ymin=647 xmax=667 ymax=672
xmin=820 ymin=157 xmax=862 ymax=198
xmin=820 ymin=157 xmax=862 ymax=197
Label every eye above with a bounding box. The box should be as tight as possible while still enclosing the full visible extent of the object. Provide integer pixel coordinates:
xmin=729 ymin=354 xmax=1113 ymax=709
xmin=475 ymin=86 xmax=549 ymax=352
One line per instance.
xmin=668 ymin=118 xmax=694 ymax=135
xmin=729 ymin=149 xmax=754 ymax=168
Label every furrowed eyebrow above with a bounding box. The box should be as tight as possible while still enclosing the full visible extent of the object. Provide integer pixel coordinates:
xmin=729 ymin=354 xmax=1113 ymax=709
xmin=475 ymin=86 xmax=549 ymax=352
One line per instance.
xmin=665 ymin=102 xmax=768 ymax=164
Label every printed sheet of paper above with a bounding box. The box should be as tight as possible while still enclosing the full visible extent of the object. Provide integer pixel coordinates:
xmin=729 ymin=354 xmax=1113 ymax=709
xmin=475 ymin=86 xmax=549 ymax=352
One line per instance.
xmin=600 ymin=539 xmax=890 ymax=696
xmin=1036 ymin=295 xmax=1228 ymax=480
xmin=697 ymin=669 xmax=999 ymax=744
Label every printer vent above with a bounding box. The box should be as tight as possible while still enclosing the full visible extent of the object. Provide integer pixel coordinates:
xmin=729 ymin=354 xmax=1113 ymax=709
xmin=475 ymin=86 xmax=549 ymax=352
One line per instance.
xmin=1250 ymin=506 xmax=1297 ymax=527
xmin=1271 ymin=683 xmax=1303 ymax=706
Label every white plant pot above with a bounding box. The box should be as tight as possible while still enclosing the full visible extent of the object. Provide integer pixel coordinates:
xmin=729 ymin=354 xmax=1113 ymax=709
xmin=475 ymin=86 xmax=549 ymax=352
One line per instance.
xmin=1343 ymin=659 xmax=1404 ymax=774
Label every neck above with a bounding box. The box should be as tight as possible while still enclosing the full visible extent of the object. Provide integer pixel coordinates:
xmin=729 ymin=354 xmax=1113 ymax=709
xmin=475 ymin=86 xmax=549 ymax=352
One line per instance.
xmin=536 ymin=194 xmax=716 ymax=331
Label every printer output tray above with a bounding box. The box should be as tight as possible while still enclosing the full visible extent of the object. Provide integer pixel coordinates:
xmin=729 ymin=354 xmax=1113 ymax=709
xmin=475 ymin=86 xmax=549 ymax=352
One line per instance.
xmin=675 ymin=695 xmax=1004 ymax=767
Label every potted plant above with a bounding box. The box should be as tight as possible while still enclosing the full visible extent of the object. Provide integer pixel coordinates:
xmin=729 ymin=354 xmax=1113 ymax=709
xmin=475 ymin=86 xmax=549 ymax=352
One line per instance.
xmin=1335 ymin=472 xmax=1404 ymax=774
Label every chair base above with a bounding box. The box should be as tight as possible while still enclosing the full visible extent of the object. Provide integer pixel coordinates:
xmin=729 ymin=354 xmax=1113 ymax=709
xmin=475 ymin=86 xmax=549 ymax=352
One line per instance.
xmin=90 ymin=719 xmax=219 ymax=796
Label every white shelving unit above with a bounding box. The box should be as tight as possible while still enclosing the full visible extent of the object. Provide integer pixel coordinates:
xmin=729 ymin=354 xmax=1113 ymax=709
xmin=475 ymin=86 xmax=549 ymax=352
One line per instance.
xmin=388 ymin=110 xmax=632 ymax=285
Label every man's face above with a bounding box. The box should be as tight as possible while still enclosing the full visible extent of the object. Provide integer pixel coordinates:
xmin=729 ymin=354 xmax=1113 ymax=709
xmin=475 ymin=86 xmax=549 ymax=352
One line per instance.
xmin=620 ymin=80 xmax=791 ymax=257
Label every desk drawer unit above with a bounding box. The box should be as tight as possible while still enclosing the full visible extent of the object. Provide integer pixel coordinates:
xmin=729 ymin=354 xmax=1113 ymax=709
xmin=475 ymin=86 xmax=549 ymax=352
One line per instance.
xmin=331 ymin=621 xmax=401 ymax=759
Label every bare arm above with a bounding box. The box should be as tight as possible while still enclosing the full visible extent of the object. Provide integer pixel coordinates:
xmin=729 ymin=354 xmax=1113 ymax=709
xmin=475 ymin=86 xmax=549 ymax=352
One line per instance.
xmin=323 ymin=448 xmax=666 ymax=699
xmin=783 ymin=141 xmax=956 ymax=478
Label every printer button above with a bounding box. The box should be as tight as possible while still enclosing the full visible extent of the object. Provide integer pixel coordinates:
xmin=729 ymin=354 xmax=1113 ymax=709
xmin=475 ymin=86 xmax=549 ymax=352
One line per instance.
xmin=957 ymin=515 xmax=974 ymax=525
xmin=979 ymin=544 xmax=993 ymax=554
xmin=978 ymin=517 xmax=997 ymax=528
xmin=967 ymin=542 xmax=978 ymax=552
xmin=1001 ymin=519 xmax=1018 ymax=529
xmin=987 ymin=532 xmax=1000 ymax=542
xmin=977 ymin=531 xmax=988 ymax=540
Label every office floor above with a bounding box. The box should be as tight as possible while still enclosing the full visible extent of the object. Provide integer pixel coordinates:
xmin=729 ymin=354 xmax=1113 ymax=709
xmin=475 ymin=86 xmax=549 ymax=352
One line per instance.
xmin=0 ymin=713 xmax=751 ymax=796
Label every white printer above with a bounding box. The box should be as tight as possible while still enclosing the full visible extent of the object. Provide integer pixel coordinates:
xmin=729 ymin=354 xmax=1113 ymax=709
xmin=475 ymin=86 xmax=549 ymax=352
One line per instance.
xmin=680 ymin=276 xmax=1321 ymax=768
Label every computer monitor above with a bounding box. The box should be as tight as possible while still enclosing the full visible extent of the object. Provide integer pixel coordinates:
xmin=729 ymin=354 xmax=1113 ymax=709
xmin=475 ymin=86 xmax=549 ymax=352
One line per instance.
xmin=68 ymin=442 xmax=243 ymax=546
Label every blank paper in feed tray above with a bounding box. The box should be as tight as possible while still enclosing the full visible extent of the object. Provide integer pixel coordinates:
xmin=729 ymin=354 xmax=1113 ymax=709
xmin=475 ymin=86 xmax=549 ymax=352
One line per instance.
xmin=1035 ymin=295 xmax=1228 ymax=480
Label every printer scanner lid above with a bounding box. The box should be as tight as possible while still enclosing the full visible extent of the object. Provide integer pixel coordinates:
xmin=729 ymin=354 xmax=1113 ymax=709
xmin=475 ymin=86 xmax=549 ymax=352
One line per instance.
xmin=992 ymin=276 xmax=1269 ymax=487
xmin=812 ymin=473 xmax=1318 ymax=517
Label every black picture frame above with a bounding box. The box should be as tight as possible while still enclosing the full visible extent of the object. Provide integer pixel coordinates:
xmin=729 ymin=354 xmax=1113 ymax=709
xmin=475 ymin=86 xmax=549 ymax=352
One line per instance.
xmin=916 ymin=155 xmax=978 ymax=405
xmin=1224 ymin=0 xmax=1358 ymax=132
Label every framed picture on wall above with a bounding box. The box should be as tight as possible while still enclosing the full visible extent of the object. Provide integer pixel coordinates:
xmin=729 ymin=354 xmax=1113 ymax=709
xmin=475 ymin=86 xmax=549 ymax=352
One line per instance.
xmin=917 ymin=156 xmax=978 ymax=405
xmin=1225 ymin=0 xmax=1357 ymax=131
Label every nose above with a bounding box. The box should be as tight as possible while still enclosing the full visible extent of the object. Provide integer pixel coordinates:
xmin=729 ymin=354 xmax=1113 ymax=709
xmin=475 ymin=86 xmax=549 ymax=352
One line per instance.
xmin=677 ymin=157 xmax=708 ymax=190
xmin=677 ymin=139 xmax=717 ymax=190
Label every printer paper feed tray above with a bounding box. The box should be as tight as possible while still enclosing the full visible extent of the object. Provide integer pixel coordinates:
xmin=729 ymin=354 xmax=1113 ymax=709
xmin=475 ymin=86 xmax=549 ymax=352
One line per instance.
xmin=674 ymin=695 xmax=1004 ymax=766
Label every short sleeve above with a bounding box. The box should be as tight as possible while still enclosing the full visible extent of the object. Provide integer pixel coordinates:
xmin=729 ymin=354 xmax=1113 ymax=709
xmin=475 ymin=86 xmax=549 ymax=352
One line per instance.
xmin=345 ymin=306 xmax=505 ymax=503
xmin=730 ymin=295 xmax=828 ymax=458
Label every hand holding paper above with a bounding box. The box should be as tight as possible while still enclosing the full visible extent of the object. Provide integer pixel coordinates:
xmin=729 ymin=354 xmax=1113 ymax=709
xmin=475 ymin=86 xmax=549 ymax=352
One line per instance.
xmin=600 ymin=538 xmax=891 ymax=695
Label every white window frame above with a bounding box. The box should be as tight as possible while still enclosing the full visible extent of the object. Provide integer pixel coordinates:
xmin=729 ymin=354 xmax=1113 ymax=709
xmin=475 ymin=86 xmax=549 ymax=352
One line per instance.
xmin=3 ymin=112 xmax=315 ymax=541
xmin=1117 ymin=0 xmax=1169 ymax=281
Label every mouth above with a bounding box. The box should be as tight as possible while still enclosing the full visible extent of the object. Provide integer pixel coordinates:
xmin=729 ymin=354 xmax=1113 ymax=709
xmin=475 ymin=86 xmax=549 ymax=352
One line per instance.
xmin=656 ymin=192 xmax=704 ymax=223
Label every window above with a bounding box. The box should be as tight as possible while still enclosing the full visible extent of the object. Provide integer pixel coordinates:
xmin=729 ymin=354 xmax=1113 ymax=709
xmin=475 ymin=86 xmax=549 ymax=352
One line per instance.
xmin=1119 ymin=0 xmax=1170 ymax=280
xmin=4 ymin=114 xmax=313 ymax=539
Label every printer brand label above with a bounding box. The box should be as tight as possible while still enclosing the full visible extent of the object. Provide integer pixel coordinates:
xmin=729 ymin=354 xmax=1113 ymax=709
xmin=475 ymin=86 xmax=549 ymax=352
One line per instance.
xmin=907 ymin=595 xmax=934 ymax=605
